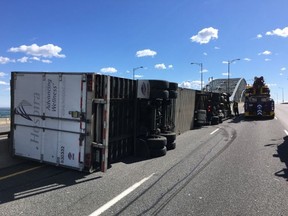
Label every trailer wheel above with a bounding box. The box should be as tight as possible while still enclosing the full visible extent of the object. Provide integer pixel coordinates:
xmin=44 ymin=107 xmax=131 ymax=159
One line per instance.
xmin=150 ymin=146 xmax=167 ymax=158
xmin=168 ymin=82 xmax=178 ymax=91
xmin=167 ymin=142 xmax=176 ymax=150
xmin=169 ymin=90 xmax=178 ymax=99
xmin=149 ymin=80 xmax=169 ymax=90
xmin=211 ymin=116 xmax=219 ymax=125
xmin=219 ymin=116 xmax=223 ymax=123
xmin=160 ymin=132 xmax=176 ymax=144
xmin=150 ymin=90 xmax=169 ymax=99
xmin=135 ymin=138 xmax=150 ymax=158
xmin=146 ymin=135 xmax=167 ymax=149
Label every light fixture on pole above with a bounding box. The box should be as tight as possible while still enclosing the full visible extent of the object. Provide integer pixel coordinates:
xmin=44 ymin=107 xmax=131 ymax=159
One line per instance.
xmin=227 ymin=58 xmax=240 ymax=94
xmin=191 ymin=62 xmax=203 ymax=91
xmin=132 ymin=66 xmax=144 ymax=80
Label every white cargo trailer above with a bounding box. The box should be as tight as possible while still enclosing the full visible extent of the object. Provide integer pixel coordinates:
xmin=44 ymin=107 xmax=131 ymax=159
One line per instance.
xmin=10 ymin=72 xmax=114 ymax=172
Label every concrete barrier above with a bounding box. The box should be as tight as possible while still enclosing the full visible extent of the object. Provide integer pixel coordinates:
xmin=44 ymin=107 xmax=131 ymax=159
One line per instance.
xmin=0 ymin=118 xmax=10 ymax=125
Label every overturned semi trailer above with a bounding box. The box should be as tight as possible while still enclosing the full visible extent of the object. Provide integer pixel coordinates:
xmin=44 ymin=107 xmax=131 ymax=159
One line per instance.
xmin=10 ymin=72 xmax=178 ymax=172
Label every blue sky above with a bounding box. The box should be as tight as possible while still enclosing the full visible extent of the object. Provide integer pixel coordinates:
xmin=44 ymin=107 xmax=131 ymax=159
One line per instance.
xmin=1 ymin=0 xmax=288 ymax=107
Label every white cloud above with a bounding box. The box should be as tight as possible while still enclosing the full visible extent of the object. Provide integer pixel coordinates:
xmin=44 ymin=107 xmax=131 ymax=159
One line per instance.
xmin=222 ymin=72 xmax=229 ymax=76
xmin=17 ymin=56 xmax=29 ymax=63
xmin=0 ymin=56 xmax=13 ymax=64
xmin=281 ymin=67 xmax=286 ymax=71
xmin=214 ymin=46 xmax=220 ymax=50
xmin=0 ymin=81 xmax=9 ymax=85
xmin=258 ymin=50 xmax=272 ymax=55
xmin=243 ymin=58 xmax=251 ymax=61
xmin=8 ymin=43 xmax=66 ymax=58
xmin=256 ymin=34 xmax=263 ymax=39
xmin=42 ymin=59 xmax=52 ymax=64
xmin=190 ymin=27 xmax=218 ymax=44
xmin=203 ymin=52 xmax=208 ymax=56
xmin=100 ymin=67 xmax=117 ymax=73
xmin=264 ymin=58 xmax=271 ymax=61
xmin=179 ymin=80 xmax=203 ymax=89
xmin=0 ymin=72 xmax=7 ymax=77
xmin=168 ymin=64 xmax=173 ymax=69
xmin=266 ymin=27 xmax=288 ymax=37
xmin=31 ymin=57 xmax=41 ymax=61
xmin=136 ymin=49 xmax=157 ymax=57
xmin=155 ymin=63 xmax=166 ymax=70
xmin=134 ymin=75 xmax=143 ymax=78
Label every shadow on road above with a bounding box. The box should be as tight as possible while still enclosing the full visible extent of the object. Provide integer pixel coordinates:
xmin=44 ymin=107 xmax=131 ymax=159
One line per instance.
xmin=227 ymin=114 xmax=275 ymax=124
xmin=273 ymin=136 xmax=288 ymax=180
xmin=227 ymin=114 xmax=244 ymax=123
xmin=0 ymin=164 xmax=102 ymax=204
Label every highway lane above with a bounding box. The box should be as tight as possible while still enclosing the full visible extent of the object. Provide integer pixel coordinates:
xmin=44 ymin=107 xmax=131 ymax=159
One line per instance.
xmin=155 ymin=114 xmax=288 ymax=215
xmin=275 ymin=104 xmax=288 ymax=133
xmin=101 ymin=110 xmax=288 ymax=215
xmin=0 ymin=123 xmax=232 ymax=215
xmin=1 ymin=105 xmax=288 ymax=215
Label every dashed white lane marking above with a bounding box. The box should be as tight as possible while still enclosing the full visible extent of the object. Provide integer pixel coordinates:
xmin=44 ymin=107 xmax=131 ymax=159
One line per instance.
xmin=284 ymin=130 xmax=288 ymax=136
xmin=89 ymin=173 xmax=155 ymax=216
xmin=210 ymin=128 xmax=220 ymax=135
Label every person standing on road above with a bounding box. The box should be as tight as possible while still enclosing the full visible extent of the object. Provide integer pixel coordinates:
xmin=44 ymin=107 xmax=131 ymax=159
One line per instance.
xmin=233 ymin=101 xmax=239 ymax=116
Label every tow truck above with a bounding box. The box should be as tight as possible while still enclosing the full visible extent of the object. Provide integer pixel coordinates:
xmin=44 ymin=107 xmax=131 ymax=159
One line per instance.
xmin=244 ymin=76 xmax=275 ymax=118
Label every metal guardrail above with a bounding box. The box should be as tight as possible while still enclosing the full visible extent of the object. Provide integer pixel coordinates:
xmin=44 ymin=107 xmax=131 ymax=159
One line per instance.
xmin=0 ymin=131 xmax=10 ymax=136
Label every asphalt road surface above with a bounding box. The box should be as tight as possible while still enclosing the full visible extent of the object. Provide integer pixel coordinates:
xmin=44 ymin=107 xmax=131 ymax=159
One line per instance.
xmin=1 ymin=104 xmax=288 ymax=216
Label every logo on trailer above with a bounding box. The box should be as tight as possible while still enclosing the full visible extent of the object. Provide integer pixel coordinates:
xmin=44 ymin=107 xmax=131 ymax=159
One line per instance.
xmin=141 ymin=82 xmax=147 ymax=96
xmin=68 ymin=152 xmax=75 ymax=160
xmin=15 ymin=100 xmax=32 ymax=121
xmin=137 ymin=80 xmax=150 ymax=99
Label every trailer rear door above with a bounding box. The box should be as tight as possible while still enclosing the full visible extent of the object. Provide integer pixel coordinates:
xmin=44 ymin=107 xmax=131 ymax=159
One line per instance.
xmin=12 ymin=73 xmax=87 ymax=170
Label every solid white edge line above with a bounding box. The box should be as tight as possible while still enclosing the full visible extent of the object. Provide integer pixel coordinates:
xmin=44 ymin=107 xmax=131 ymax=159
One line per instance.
xmin=89 ymin=173 xmax=155 ymax=216
xmin=284 ymin=130 xmax=288 ymax=136
xmin=210 ymin=128 xmax=219 ymax=135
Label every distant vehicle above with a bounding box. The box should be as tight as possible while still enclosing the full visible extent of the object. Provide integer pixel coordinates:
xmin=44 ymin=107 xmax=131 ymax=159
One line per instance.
xmin=194 ymin=91 xmax=231 ymax=126
xmin=244 ymin=76 xmax=275 ymax=118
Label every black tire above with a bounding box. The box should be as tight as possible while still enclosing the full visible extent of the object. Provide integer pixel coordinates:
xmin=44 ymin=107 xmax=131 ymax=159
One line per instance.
xmin=150 ymin=146 xmax=167 ymax=157
xmin=167 ymin=142 xmax=176 ymax=150
xmin=219 ymin=116 xmax=223 ymax=123
xmin=149 ymin=80 xmax=169 ymax=90
xmin=150 ymin=90 xmax=169 ymax=99
xmin=135 ymin=138 xmax=150 ymax=158
xmin=146 ymin=135 xmax=167 ymax=149
xmin=211 ymin=116 xmax=219 ymax=125
xmin=169 ymin=90 xmax=178 ymax=99
xmin=160 ymin=132 xmax=176 ymax=144
xmin=168 ymin=82 xmax=178 ymax=91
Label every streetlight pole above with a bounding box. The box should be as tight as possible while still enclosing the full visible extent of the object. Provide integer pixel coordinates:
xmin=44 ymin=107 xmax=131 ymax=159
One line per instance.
xmin=279 ymin=87 xmax=284 ymax=103
xmin=132 ymin=66 xmax=143 ymax=80
xmin=191 ymin=62 xmax=203 ymax=91
xmin=227 ymin=58 xmax=240 ymax=94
